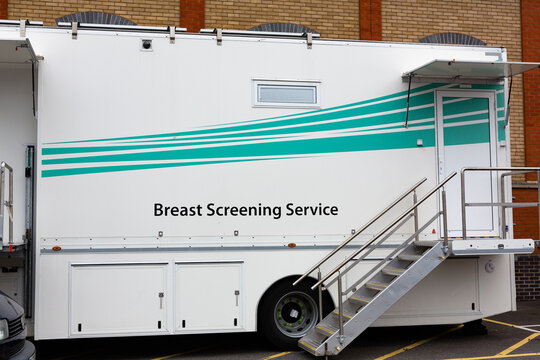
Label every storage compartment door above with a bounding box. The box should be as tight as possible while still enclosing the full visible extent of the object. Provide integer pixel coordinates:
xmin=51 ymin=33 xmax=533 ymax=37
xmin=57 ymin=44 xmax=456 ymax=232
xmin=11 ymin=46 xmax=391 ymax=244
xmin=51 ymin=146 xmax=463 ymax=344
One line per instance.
xmin=383 ymin=258 xmax=479 ymax=318
xmin=70 ymin=263 xmax=167 ymax=335
xmin=175 ymin=263 xmax=242 ymax=331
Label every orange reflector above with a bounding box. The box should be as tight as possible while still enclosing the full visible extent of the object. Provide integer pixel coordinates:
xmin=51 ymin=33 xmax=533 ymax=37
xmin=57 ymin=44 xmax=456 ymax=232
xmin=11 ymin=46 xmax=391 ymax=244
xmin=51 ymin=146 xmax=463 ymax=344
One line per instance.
xmin=52 ymin=246 xmax=62 ymax=251
xmin=288 ymin=243 xmax=296 ymax=248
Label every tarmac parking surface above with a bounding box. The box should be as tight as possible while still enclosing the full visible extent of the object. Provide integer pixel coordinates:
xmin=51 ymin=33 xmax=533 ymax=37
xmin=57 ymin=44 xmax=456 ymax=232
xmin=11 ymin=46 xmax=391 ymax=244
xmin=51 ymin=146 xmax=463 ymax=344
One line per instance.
xmin=36 ymin=301 xmax=540 ymax=360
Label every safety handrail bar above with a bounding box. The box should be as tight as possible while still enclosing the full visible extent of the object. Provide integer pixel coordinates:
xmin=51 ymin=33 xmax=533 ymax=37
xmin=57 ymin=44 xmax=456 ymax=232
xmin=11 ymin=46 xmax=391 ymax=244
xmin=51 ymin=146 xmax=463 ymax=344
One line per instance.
xmin=343 ymin=211 xmax=442 ymax=295
xmin=460 ymin=167 xmax=540 ymax=240
xmin=324 ymin=212 xmax=414 ymax=289
xmin=293 ymin=177 xmax=427 ymax=287
xmin=311 ymin=172 xmax=456 ymax=290
xmin=0 ymin=161 xmax=14 ymax=248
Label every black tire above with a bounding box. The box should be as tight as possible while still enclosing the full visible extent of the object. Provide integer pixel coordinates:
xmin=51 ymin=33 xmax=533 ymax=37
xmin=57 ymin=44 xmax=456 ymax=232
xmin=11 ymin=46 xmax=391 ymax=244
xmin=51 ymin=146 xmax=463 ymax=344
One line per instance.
xmin=258 ymin=277 xmax=333 ymax=350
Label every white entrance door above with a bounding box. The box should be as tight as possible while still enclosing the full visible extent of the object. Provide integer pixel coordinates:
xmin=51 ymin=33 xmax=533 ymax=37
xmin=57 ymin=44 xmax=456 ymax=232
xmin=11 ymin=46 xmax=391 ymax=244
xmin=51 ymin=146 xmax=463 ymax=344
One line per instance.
xmin=436 ymin=90 xmax=499 ymax=237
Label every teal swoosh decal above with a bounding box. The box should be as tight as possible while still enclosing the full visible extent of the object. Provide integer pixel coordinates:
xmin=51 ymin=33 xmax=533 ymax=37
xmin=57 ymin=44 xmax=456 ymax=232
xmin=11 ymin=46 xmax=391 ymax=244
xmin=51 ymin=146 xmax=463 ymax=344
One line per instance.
xmin=41 ymin=83 xmax=505 ymax=177
xmin=43 ymin=128 xmax=436 ymax=165
xmin=44 ymin=83 xmax=441 ymax=145
xmin=41 ymin=158 xmax=290 ymax=178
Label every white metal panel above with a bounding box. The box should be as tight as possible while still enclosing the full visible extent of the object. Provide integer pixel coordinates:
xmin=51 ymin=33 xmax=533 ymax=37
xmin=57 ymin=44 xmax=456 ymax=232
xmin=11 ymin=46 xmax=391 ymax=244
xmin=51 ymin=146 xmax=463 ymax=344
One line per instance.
xmin=378 ymin=258 xmax=479 ymax=319
xmin=175 ymin=262 xmax=242 ymax=331
xmin=70 ymin=263 xmax=167 ymax=336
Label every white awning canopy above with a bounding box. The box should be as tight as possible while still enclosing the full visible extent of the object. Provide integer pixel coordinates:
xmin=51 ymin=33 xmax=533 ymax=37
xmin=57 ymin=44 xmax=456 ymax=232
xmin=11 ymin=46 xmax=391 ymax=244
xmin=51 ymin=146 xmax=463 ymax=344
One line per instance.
xmin=0 ymin=38 xmax=37 ymax=63
xmin=403 ymin=60 xmax=540 ymax=84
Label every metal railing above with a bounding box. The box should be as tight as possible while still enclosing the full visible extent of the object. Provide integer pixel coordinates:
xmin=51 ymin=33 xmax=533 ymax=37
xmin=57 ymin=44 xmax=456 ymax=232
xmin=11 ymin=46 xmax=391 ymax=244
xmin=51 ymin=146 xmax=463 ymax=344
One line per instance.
xmin=293 ymin=176 xmax=427 ymax=290
xmin=0 ymin=161 xmax=14 ymax=248
xmin=294 ymin=172 xmax=456 ymax=337
xmin=461 ymin=167 xmax=540 ymax=240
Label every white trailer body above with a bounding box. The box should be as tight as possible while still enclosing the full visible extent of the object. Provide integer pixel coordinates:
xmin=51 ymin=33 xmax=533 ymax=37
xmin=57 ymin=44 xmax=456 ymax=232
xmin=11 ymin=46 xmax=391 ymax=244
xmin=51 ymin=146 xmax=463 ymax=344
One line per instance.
xmin=0 ymin=22 xmax=536 ymax=348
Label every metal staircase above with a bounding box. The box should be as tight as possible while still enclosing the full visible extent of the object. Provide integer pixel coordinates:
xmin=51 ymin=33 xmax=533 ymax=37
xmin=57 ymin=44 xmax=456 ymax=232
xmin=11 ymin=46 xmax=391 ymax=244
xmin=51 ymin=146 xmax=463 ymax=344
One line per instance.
xmin=298 ymin=241 xmax=446 ymax=356
xmin=294 ymin=172 xmax=457 ymax=356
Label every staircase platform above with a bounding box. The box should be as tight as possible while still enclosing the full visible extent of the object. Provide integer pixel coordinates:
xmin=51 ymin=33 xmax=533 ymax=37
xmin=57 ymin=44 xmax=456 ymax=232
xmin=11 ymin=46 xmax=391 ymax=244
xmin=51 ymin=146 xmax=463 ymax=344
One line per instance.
xmin=450 ymin=238 xmax=533 ymax=255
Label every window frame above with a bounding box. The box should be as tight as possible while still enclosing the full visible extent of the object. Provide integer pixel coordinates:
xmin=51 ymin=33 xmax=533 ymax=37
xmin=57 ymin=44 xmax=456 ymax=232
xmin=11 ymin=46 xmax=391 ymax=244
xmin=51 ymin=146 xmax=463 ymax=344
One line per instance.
xmin=252 ymin=79 xmax=321 ymax=109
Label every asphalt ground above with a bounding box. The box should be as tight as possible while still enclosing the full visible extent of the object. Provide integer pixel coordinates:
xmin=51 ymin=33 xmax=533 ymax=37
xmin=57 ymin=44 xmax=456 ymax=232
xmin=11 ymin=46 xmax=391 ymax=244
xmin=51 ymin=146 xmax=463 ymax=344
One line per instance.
xmin=35 ymin=301 xmax=540 ymax=360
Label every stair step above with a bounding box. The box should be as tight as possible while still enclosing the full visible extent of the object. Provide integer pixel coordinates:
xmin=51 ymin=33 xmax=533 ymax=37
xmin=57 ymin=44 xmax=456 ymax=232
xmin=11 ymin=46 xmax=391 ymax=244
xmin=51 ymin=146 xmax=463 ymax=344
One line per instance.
xmin=298 ymin=337 xmax=322 ymax=355
xmin=315 ymin=321 xmax=340 ymax=336
xmin=381 ymin=267 xmax=406 ymax=276
xmin=332 ymin=309 xmax=355 ymax=319
xmin=398 ymin=253 xmax=423 ymax=262
xmin=414 ymin=240 xmax=439 ymax=247
xmin=349 ymin=295 xmax=373 ymax=305
xmin=365 ymin=282 xmax=389 ymax=291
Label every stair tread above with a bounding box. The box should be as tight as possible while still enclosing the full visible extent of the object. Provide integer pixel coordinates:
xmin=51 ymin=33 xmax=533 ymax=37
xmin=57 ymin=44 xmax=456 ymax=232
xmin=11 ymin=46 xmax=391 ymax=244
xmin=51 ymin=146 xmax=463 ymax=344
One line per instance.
xmin=316 ymin=320 xmax=340 ymax=336
xmin=365 ymin=281 xmax=390 ymax=290
xmin=298 ymin=338 xmax=322 ymax=354
xmin=414 ymin=240 xmax=440 ymax=247
xmin=332 ymin=309 xmax=355 ymax=319
xmin=382 ymin=267 xmax=406 ymax=276
xmin=398 ymin=253 xmax=423 ymax=261
xmin=349 ymin=295 xmax=373 ymax=304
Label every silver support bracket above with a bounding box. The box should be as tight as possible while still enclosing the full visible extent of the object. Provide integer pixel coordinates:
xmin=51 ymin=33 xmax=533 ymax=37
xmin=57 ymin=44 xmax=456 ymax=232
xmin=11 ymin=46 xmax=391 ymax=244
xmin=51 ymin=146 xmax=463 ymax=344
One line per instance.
xmin=216 ymin=28 xmax=223 ymax=46
xmin=404 ymin=75 xmax=412 ymax=127
xmin=504 ymin=76 xmax=513 ymax=128
xmin=19 ymin=19 xmax=28 ymax=37
xmin=306 ymin=32 xmax=313 ymax=49
xmin=169 ymin=26 xmax=175 ymax=44
xmin=72 ymin=22 xmax=78 ymax=40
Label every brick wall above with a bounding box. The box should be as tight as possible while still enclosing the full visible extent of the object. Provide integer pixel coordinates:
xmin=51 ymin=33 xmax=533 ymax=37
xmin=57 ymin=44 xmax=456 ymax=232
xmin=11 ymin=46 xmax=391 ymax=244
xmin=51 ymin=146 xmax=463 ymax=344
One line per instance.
xmin=513 ymin=187 xmax=539 ymax=242
xmin=515 ymin=255 xmax=540 ymax=301
xmin=205 ymin=0 xmax=359 ymax=40
xmin=381 ymin=0 xmax=525 ymax=172
xmin=7 ymin=0 xmax=180 ymax=27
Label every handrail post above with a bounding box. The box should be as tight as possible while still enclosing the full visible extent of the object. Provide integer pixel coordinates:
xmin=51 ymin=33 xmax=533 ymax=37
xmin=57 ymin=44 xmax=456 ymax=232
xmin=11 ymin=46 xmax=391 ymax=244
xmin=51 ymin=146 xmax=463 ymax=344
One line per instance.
xmin=337 ymin=272 xmax=344 ymax=343
xmin=0 ymin=163 xmax=4 ymax=248
xmin=461 ymin=170 xmax=467 ymax=240
xmin=501 ymin=174 xmax=507 ymax=239
xmin=318 ymin=268 xmax=323 ymax=322
xmin=442 ymin=188 xmax=449 ymax=252
xmin=0 ymin=162 xmax=14 ymax=248
xmin=8 ymin=164 xmax=12 ymax=245
xmin=413 ymin=190 xmax=419 ymax=242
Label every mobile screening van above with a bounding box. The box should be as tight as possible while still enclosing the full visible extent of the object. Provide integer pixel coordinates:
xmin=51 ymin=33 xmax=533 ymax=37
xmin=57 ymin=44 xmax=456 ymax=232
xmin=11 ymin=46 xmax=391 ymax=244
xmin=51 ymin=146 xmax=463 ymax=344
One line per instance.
xmin=0 ymin=20 xmax=538 ymax=357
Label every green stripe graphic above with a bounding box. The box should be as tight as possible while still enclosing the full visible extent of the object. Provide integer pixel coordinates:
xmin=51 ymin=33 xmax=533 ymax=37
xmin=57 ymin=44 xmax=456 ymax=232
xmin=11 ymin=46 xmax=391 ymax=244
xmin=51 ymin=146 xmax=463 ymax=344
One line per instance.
xmin=41 ymin=83 xmax=505 ymax=177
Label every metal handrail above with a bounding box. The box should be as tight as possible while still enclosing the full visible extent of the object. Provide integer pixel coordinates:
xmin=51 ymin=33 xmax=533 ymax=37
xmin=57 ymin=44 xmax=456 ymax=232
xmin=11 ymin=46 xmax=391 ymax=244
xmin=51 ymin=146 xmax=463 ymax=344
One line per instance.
xmin=343 ymin=211 xmax=442 ymax=295
xmin=0 ymin=161 xmax=14 ymax=247
xmin=324 ymin=213 xmax=414 ymax=290
xmin=460 ymin=167 xmax=540 ymax=240
xmin=311 ymin=172 xmax=456 ymax=290
xmin=293 ymin=177 xmax=427 ymax=287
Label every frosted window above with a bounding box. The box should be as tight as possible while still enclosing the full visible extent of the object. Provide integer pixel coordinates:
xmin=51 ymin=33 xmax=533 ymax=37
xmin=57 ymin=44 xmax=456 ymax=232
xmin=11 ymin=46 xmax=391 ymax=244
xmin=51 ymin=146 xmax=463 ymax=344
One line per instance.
xmin=258 ymin=85 xmax=317 ymax=104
